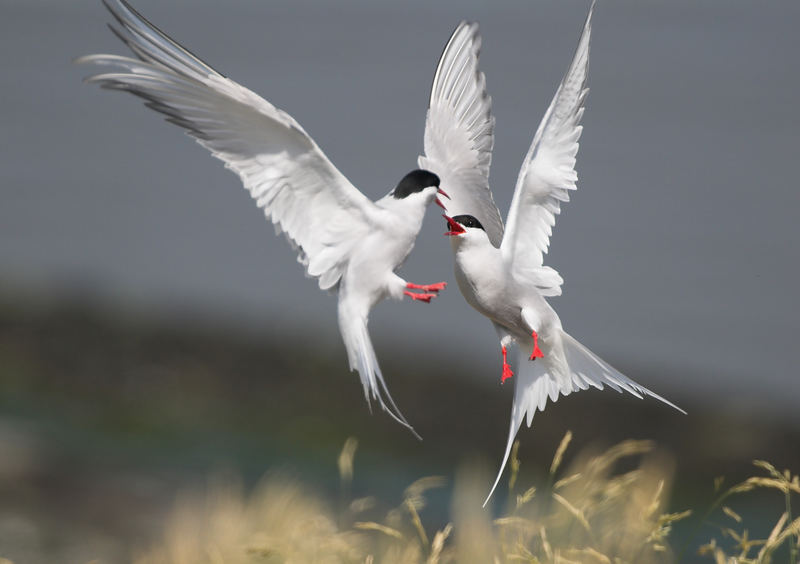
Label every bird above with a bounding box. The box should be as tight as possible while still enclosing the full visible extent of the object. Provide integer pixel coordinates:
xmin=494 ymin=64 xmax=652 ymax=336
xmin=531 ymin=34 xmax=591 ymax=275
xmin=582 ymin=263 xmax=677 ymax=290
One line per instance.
xmin=419 ymin=1 xmax=684 ymax=503
xmin=77 ymin=0 xmax=451 ymax=439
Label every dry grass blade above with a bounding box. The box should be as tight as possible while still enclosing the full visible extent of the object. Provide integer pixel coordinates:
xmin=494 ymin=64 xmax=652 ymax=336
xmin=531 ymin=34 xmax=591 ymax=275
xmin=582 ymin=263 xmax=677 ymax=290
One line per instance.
xmin=742 ymin=476 xmax=800 ymax=494
xmin=553 ymin=473 xmax=581 ymax=490
xmin=405 ymin=476 xmax=447 ymax=497
xmin=405 ymin=498 xmax=429 ymax=548
xmin=354 ymin=521 xmax=404 ymax=540
xmin=722 ymin=506 xmax=742 ymax=523
xmin=647 ymin=509 xmax=692 ymax=548
xmin=644 ymin=479 xmax=666 ymax=519
xmin=766 ymin=516 xmax=800 ymax=554
xmin=494 ymin=516 xmax=537 ymax=533
xmin=659 ymin=510 xmax=692 ymax=525
xmin=338 ymin=437 xmax=358 ymax=485
xmin=404 ymin=476 xmax=446 ymax=510
xmin=561 ymin=547 xmax=611 ymax=563
xmin=551 ymin=493 xmax=592 ymax=535
xmin=506 ymin=544 xmax=538 ymax=561
xmin=539 ymin=526 xmax=553 ymax=561
xmin=753 ymin=459 xmax=782 ymax=479
xmin=551 ymin=431 xmax=573 ymax=475
xmin=427 ymin=524 xmax=452 ymax=564
xmin=755 ymin=511 xmax=788 ymax=561
xmin=516 ymin=486 xmax=537 ymax=509
xmin=587 ymin=440 xmax=654 ymax=475
xmin=510 ymin=440 xmax=521 ymax=491
xmin=350 ymin=496 xmax=376 ymax=514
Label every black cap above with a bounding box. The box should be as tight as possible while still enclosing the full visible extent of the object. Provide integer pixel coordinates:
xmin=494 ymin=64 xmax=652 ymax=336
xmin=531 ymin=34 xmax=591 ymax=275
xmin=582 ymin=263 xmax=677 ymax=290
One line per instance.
xmin=392 ymin=169 xmax=440 ymax=199
xmin=451 ymin=214 xmax=484 ymax=230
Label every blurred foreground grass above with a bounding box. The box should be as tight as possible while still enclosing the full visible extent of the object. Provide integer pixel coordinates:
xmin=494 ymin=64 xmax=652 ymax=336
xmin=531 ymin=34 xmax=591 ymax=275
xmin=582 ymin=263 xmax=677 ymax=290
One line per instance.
xmin=2 ymin=297 xmax=800 ymax=562
xmin=124 ymin=435 xmax=799 ymax=563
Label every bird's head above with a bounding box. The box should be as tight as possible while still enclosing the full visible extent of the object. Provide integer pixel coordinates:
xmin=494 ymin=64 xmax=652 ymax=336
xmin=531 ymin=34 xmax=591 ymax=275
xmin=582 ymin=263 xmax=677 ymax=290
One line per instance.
xmin=443 ymin=214 xmax=490 ymax=248
xmin=444 ymin=214 xmax=484 ymax=236
xmin=391 ymin=169 xmax=449 ymax=209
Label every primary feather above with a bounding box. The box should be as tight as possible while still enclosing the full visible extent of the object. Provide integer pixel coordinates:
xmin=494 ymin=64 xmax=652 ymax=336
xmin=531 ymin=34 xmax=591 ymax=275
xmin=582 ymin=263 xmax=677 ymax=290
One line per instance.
xmin=78 ymin=0 xmax=376 ymax=292
xmin=419 ymin=21 xmax=504 ymax=247
xmin=500 ymin=2 xmax=594 ymax=275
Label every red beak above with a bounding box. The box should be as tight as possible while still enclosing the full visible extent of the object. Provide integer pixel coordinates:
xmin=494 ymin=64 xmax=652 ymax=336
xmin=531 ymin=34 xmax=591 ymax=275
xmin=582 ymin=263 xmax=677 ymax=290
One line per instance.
xmin=443 ymin=214 xmax=465 ymax=236
xmin=435 ymin=188 xmax=450 ymax=210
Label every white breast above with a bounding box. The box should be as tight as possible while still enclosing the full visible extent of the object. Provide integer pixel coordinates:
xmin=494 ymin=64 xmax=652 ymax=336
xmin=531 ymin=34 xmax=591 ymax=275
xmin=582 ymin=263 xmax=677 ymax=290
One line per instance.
xmin=453 ymin=239 xmax=527 ymax=336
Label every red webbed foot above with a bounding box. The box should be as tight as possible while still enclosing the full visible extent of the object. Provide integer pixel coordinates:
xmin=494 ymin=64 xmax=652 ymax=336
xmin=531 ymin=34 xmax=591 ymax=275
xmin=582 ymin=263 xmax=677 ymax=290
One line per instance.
xmin=501 ymin=362 xmax=514 ymax=383
xmin=529 ymin=330 xmax=544 ymax=360
xmin=406 ymin=281 xmax=447 ymax=293
xmin=501 ymin=345 xmax=514 ymax=383
xmin=404 ymin=290 xmax=437 ymax=303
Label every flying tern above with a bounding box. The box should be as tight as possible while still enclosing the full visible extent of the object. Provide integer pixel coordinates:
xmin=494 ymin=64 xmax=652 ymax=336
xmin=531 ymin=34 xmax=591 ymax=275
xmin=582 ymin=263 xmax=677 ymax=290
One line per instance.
xmin=420 ymin=1 xmax=684 ymax=503
xmin=78 ymin=0 xmax=450 ymax=438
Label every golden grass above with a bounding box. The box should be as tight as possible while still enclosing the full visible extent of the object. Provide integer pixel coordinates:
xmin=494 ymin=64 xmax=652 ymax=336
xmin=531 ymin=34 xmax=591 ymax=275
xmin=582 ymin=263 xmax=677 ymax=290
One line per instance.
xmin=694 ymin=459 xmax=800 ymax=563
xmin=6 ymin=434 xmax=798 ymax=563
xmin=126 ymin=434 xmax=800 ymax=563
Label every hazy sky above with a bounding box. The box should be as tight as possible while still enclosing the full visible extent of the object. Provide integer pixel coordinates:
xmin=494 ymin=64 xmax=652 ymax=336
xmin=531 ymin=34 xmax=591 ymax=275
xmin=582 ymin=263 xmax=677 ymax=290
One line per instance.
xmin=1 ymin=1 xmax=798 ymax=418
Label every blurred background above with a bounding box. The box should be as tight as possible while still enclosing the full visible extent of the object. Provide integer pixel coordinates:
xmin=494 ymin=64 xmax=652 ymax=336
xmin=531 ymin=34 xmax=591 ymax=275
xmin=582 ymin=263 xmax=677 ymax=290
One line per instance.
xmin=1 ymin=0 xmax=799 ymax=561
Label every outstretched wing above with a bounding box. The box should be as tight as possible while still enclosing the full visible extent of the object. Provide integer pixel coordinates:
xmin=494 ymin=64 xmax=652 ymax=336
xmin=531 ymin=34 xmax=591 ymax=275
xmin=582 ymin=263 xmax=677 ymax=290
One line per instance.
xmin=419 ymin=21 xmax=503 ymax=247
xmin=500 ymin=1 xmax=595 ymax=284
xmin=78 ymin=0 xmax=376 ymax=291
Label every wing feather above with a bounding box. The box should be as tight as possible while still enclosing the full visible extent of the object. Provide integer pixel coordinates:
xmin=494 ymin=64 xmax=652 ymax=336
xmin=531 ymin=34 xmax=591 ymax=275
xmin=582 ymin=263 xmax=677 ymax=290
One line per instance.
xmin=501 ymin=1 xmax=595 ymax=284
xmin=78 ymin=0 xmax=376 ymax=290
xmin=419 ymin=22 xmax=504 ymax=247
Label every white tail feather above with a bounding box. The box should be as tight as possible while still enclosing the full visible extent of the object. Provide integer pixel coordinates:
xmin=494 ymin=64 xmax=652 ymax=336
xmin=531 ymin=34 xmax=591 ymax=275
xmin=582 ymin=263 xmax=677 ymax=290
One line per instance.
xmin=483 ymin=330 xmax=683 ymax=506
xmin=338 ymin=309 xmax=421 ymax=440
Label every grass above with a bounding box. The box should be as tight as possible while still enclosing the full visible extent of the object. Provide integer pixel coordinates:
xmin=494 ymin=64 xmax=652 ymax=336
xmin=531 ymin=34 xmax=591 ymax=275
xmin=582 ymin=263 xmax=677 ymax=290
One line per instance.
xmin=2 ymin=301 xmax=799 ymax=562
xmin=97 ymin=434 xmax=797 ymax=563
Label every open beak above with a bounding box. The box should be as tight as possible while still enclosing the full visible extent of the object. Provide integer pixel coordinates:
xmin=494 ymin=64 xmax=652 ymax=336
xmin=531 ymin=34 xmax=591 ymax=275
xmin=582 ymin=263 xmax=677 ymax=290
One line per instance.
xmin=443 ymin=214 xmax=465 ymax=236
xmin=435 ymin=188 xmax=450 ymax=210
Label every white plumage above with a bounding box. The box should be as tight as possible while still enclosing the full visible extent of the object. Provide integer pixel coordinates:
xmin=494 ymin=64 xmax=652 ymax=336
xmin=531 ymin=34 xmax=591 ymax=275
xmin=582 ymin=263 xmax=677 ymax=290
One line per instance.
xmin=419 ymin=22 xmax=503 ymax=247
xmin=421 ymin=1 xmax=684 ymax=504
xmin=79 ymin=0 xmax=449 ymax=438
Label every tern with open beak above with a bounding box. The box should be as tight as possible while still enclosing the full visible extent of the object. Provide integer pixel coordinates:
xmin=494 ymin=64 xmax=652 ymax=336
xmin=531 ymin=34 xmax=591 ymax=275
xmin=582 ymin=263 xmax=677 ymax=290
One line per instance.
xmin=420 ymin=1 xmax=684 ymax=502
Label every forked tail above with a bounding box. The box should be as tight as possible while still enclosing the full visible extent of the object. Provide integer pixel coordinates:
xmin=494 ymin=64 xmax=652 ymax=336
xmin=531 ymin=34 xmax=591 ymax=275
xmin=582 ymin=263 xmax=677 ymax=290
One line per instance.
xmin=483 ymin=330 xmax=684 ymax=506
xmin=339 ymin=308 xmax=421 ymax=440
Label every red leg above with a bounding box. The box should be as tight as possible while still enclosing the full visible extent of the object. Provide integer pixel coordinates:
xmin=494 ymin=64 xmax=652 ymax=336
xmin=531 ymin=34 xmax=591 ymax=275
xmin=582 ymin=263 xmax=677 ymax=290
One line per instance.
xmin=406 ymin=281 xmax=447 ymax=293
xmin=501 ymin=346 xmax=514 ymax=383
xmin=529 ymin=330 xmax=544 ymax=360
xmin=403 ymin=290 xmax=437 ymax=303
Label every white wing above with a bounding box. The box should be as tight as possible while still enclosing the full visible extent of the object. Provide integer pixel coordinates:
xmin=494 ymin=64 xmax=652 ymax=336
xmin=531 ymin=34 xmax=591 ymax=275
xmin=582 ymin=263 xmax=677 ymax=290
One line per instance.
xmin=501 ymin=1 xmax=595 ymax=285
xmin=419 ymin=22 xmax=504 ymax=247
xmin=78 ymin=0 xmax=377 ymax=291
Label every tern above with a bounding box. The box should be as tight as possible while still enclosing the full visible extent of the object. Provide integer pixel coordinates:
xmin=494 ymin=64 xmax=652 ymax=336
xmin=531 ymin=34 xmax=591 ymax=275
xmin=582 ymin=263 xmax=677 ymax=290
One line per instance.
xmin=419 ymin=1 xmax=684 ymax=503
xmin=78 ymin=0 xmax=450 ymax=438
